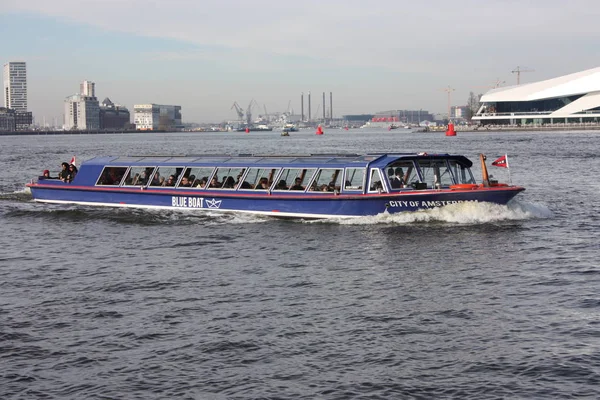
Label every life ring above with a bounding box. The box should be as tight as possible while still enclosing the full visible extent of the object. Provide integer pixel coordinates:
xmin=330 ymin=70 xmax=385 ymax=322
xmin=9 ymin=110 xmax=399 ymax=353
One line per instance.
xmin=450 ymin=184 xmax=479 ymax=190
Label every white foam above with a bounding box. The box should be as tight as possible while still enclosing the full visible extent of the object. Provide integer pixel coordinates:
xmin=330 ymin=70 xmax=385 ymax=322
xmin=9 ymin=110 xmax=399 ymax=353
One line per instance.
xmin=333 ymin=199 xmax=553 ymax=225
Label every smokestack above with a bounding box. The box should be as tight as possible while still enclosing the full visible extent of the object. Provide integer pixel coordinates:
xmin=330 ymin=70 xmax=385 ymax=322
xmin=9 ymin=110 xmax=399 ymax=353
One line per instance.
xmin=308 ymin=91 xmax=311 ymax=122
xmin=301 ymin=92 xmax=304 ymax=122
xmin=322 ymin=92 xmax=326 ymax=122
xmin=329 ymin=92 xmax=333 ymax=121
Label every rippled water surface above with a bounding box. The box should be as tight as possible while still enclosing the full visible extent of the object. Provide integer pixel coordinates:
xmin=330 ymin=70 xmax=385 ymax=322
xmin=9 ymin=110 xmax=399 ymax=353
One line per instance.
xmin=1 ymin=129 xmax=599 ymax=399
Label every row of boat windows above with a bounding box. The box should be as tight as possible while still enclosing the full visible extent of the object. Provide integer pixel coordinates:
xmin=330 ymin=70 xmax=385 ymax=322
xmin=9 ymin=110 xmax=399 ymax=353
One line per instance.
xmin=97 ymin=166 xmax=368 ymax=192
xmin=95 ymin=159 xmax=475 ymax=192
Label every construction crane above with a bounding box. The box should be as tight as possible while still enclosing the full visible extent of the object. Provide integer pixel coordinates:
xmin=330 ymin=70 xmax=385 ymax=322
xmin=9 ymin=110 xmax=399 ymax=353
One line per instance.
xmin=511 ymin=66 xmax=534 ymax=85
xmin=246 ymin=99 xmax=259 ymax=125
xmin=441 ymin=86 xmax=455 ymax=121
xmin=231 ymin=102 xmax=244 ymax=121
xmin=474 ymin=79 xmax=506 ymax=91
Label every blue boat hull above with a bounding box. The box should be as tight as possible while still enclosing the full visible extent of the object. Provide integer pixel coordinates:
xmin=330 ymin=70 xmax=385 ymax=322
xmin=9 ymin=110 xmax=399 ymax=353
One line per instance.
xmin=29 ymin=185 xmax=524 ymax=218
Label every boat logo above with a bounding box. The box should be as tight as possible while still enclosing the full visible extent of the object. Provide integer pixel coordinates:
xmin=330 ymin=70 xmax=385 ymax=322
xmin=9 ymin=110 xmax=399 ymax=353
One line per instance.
xmin=206 ymin=198 xmax=222 ymax=209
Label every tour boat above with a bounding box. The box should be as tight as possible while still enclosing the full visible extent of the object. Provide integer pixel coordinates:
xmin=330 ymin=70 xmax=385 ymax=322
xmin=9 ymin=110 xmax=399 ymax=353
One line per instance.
xmin=27 ymin=153 xmax=524 ymax=219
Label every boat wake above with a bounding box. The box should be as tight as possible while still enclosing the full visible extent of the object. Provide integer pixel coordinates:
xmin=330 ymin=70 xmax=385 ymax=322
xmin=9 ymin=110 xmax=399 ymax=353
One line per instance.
xmin=331 ymin=199 xmax=553 ymax=225
xmin=0 ymin=187 xmax=32 ymax=202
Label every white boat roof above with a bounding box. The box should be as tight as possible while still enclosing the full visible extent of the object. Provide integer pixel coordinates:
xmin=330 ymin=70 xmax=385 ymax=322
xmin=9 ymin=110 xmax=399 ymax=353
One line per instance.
xmin=481 ymin=66 xmax=600 ymax=102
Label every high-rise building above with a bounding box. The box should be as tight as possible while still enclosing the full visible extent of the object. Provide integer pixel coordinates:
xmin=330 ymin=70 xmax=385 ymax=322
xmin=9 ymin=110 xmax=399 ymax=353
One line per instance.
xmin=134 ymin=104 xmax=182 ymax=130
xmin=64 ymin=94 xmax=100 ymax=130
xmin=3 ymin=62 xmax=27 ymax=112
xmin=63 ymin=80 xmax=101 ymax=130
xmin=80 ymin=80 xmax=95 ymax=97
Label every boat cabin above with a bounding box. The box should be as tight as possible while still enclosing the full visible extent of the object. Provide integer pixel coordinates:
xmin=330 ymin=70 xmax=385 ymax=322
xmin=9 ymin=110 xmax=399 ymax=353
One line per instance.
xmin=42 ymin=153 xmax=477 ymax=194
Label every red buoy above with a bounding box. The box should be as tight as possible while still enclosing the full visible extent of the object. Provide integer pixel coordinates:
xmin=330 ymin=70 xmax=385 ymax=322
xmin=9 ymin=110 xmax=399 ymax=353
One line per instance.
xmin=316 ymin=125 xmax=324 ymax=135
xmin=245 ymin=127 xmax=250 ymax=133
xmin=445 ymin=122 xmax=456 ymax=136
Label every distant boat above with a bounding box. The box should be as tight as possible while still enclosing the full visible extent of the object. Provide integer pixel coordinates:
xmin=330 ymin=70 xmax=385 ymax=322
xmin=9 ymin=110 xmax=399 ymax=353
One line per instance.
xmin=388 ymin=124 xmax=399 ymax=130
xmin=282 ymin=123 xmax=298 ymax=133
xmin=236 ymin=124 xmax=273 ymax=132
xmin=281 ymin=131 xmax=290 ymax=136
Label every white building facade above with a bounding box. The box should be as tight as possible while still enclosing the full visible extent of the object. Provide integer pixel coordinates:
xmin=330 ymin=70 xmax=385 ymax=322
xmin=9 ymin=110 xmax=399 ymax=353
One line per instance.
xmin=64 ymin=94 xmax=100 ymax=130
xmin=473 ymin=66 xmax=600 ymax=126
xmin=80 ymin=80 xmax=96 ymax=97
xmin=3 ymin=62 xmax=27 ymax=112
xmin=134 ymin=104 xmax=182 ymax=130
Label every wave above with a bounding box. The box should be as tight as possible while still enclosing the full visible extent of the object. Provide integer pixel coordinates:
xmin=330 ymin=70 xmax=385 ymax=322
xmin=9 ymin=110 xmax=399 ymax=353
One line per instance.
xmin=0 ymin=187 xmax=32 ymax=201
xmin=331 ymin=199 xmax=553 ymax=225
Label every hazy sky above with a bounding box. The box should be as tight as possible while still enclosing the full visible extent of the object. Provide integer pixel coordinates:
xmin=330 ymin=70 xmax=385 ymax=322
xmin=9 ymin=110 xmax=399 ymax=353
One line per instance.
xmin=2 ymin=0 xmax=599 ymax=123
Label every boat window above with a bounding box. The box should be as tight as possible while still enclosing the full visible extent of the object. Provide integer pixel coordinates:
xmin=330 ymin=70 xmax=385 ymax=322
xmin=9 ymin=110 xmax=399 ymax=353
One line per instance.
xmin=96 ymin=166 xmax=128 ymax=186
xmin=368 ymin=169 xmax=385 ymax=193
xmin=384 ymin=161 xmax=417 ymax=189
xmin=343 ymin=168 xmax=365 ymax=191
xmin=242 ymin=168 xmax=279 ymax=190
xmin=149 ymin=166 xmax=184 ymax=187
xmin=179 ymin=167 xmax=215 ymax=189
xmin=308 ymin=168 xmax=343 ymax=192
xmin=212 ymin=167 xmax=246 ymax=189
xmin=273 ymin=168 xmax=316 ymax=191
xmin=417 ymin=159 xmax=453 ymax=189
xmin=122 ymin=167 xmax=156 ymax=186
xmin=448 ymin=161 xmax=476 ymax=184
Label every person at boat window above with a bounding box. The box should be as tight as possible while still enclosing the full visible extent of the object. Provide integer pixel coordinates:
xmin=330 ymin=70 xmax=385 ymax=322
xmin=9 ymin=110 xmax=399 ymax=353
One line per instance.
xmin=180 ymin=176 xmax=192 ymax=187
xmin=138 ymin=171 xmax=148 ymax=185
xmin=158 ymin=176 xmax=165 ymax=186
xmin=222 ymin=176 xmax=235 ymax=189
xmin=235 ymin=170 xmax=246 ymax=187
xmin=290 ymin=177 xmax=304 ymax=190
xmin=394 ymin=168 xmax=405 ymax=188
xmin=196 ymin=177 xmax=208 ymax=188
xmin=209 ymin=176 xmax=220 ymax=188
xmin=59 ymin=162 xmax=70 ymax=182
xmin=256 ymin=177 xmax=269 ymax=190
xmin=371 ymin=180 xmax=383 ymax=192
xmin=66 ymin=164 xmax=78 ymax=183
xmin=389 ymin=167 xmax=404 ymax=189
xmin=165 ymin=175 xmax=176 ymax=187
xmin=276 ymin=179 xmax=287 ymax=190
xmin=239 ymin=180 xmax=253 ymax=189
xmin=188 ymin=175 xmax=196 ymax=186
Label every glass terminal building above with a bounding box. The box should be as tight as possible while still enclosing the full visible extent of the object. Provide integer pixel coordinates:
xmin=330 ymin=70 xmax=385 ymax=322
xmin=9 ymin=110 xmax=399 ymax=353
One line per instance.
xmin=473 ymin=67 xmax=600 ymax=126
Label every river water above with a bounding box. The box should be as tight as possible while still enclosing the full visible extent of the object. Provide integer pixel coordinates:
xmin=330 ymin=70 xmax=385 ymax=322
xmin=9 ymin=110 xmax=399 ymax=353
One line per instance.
xmin=1 ymin=129 xmax=599 ymax=399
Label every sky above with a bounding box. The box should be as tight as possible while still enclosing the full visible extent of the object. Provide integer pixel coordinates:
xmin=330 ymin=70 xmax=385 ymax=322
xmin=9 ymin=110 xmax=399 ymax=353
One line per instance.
xmin=2 ymin=0 xmax=599 ymax=123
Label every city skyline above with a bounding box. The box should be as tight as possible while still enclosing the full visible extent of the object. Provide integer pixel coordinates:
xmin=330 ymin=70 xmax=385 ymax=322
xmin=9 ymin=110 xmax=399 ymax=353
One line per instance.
xmin=2 ymin=0 xmax=599 ymax=123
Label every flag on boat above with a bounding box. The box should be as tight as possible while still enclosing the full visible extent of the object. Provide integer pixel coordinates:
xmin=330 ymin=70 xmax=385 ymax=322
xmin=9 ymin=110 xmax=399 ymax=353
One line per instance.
xmin=70 ymin=156 xmax=77 ymax=167
xmin=492 ymin=154 xmax=509 ymax=168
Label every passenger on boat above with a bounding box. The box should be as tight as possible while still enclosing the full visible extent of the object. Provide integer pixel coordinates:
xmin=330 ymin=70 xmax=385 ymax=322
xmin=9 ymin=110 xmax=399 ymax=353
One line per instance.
xmin=389 ymin=167 xmax=404 ymax=189
xmin=158 ymin=176 xmax=165 ymax=186
xmin=290 ymin=178 xmax=304 ymax=190
xmin=394 ymin=168 xmax=405 ymax=188
xmin=42 ymin=169 xmax=56 ymax=179
xmin=195 ymin=177 xmax=208 ymax=188
xmin=209 ymin=176 xmax=220 ymax=188
xmin=256 ymin=177 xmax=269 ymax=190
xmin=276 ymin=179 xmax=288 ymax=190
xmin=59 ymin=162 xmax=70 ymax=182
xmin=66 ymin=164 xmax=78 ymax=183
xmin=180 ymin=176 xmax=192 ymax=187
xmin=222 ymin=176 xmax=235 ymax=188
xmin=165 ymin=175 xmax=176 ymax=187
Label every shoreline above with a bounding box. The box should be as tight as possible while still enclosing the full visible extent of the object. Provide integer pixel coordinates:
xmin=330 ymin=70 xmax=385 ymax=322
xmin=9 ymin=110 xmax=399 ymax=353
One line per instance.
xmin=0 ymin=130 xmax=166 ymax=136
